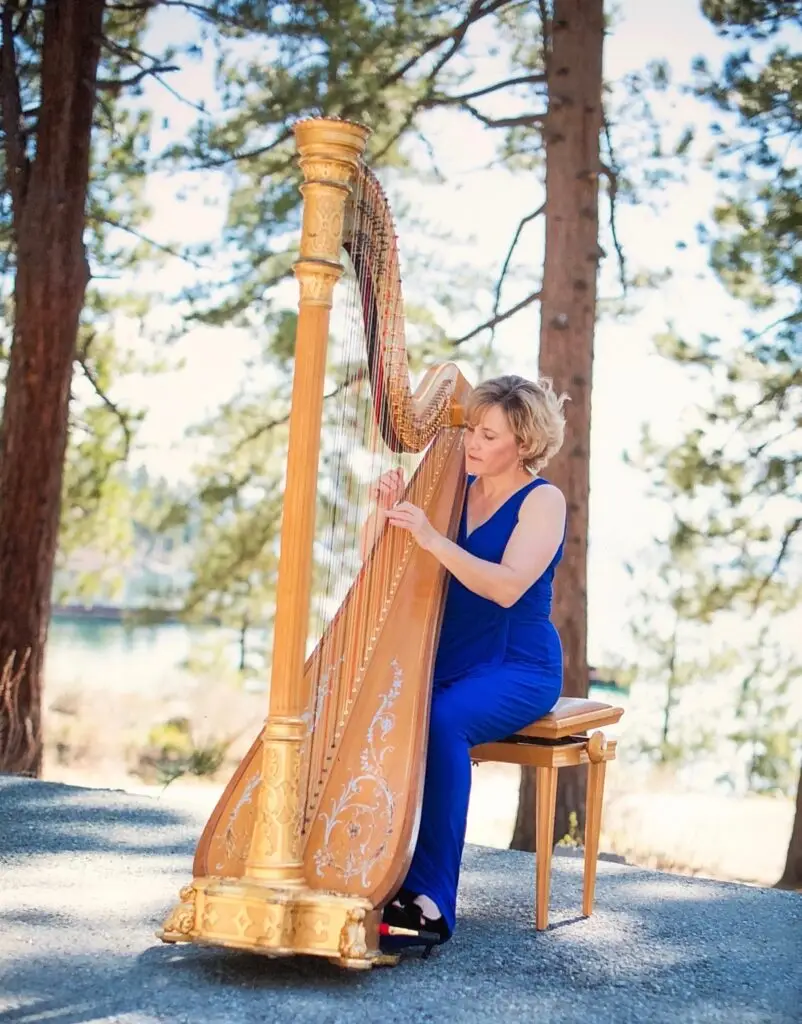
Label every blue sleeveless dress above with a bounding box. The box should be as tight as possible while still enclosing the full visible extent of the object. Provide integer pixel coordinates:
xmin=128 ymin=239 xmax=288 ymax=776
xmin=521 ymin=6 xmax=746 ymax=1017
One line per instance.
xmin=402 ymin=476 xmax=564 ymax=937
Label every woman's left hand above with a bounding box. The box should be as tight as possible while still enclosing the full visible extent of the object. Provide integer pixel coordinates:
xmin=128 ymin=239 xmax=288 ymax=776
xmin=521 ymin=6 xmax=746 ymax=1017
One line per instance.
xmin=384 ymin=501 xmax=439 ymax=551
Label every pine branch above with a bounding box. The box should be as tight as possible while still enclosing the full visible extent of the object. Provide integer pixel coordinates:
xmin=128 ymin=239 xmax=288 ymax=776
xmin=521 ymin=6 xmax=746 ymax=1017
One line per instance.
xmin=108 ymin=1 xmax=246 ymax=29
xmin=748 ymin=424 xmax=802 ymax=460
xmin=372 ymin=0 xmax=512 ymax=164
xmin=101 ymin=35 xmax=202 ymax=113
xmin=74 ymin=346 xmax=134 ymax=460
xmin=181 ymin=0 xmax=515 ymax=171
xmin=185 ymin=129 xmax=293 ymax=172
xmin=381 ymin=0 xmax=513 ymax=94
xmin=453 ymin=289 xmax=542 ymax=347
xmin=458 ymin=103 xmax=546 ymax=129
xmin=476 ymin=203 xmax=545 ymax=369
xmin=493 ymin=203 xmax=545 ymax=319
xmin=752 ymin=516 xmax=802 ymax=609
xmin=100 ymin=34 xmax=167 ymax=70
xmin=231 ymin=369 xmax=367 ymax=456
xmin=602 ymin=113 xmax=626 ymax=295
xmin=372 ymin=4 xmax=540 ymax=163
xmin=94 ymin=213 xmax=209 ymax=268
xmin=446 ymin=73 xmax=547 ymax=104
xmin=97 ymin=64 xmax=180 ymax=94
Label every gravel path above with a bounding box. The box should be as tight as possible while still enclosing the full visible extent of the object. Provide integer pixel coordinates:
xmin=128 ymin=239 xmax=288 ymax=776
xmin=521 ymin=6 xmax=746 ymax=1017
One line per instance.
xmin=1 ymin=775 xmax=800 ymax=1024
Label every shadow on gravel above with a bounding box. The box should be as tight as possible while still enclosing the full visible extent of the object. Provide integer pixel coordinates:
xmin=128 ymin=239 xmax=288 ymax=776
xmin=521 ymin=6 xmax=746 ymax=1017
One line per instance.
xmin=3 ymin=879 xmax=800 ymax=1024
xmin=0 ymin=777 xmax=195 ymax=861
xmin=2 ymin=782 xmax=800 ymax=1024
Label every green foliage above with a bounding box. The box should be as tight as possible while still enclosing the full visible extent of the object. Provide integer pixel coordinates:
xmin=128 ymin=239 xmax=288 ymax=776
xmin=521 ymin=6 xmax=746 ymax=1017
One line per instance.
xmin=701 ymin=1 xmax=802 ymax=36
xmin=150 ymin=0 xmax=551 ymax=632
xmin=625 ymin=2 xmax=801 ymax=793
xmin=140 ymin=715 xmax=233 ymax=786
xmin=728 ymin=626 xmax=802 ymax=793
xmin=556 ymin=811 xmax=581 ymax=849
xmin=167 ymin=0 xmax=532 ymax=328
xmin=52 ymin=0 xmax=544 ymax=614
xmin=0 ymin=3 xmax=177 ymax=587
xmin=658 ymin=2 xmax=802 ymax=610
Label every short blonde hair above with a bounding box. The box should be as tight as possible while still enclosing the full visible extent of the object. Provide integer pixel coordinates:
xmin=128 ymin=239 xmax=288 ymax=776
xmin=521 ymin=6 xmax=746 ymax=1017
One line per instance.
xmin=466 ymin=375 xmax=568 ymax=472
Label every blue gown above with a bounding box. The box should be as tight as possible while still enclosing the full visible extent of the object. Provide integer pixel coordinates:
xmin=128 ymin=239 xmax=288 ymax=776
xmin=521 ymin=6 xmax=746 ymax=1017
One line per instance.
xmin=401 ymin=476 xmax=564 ymax=937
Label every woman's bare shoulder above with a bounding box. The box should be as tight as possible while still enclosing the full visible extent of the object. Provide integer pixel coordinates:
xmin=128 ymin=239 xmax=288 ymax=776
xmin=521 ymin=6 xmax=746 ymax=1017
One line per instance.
xmin=520 ymin=481 xmax=566 ymax=518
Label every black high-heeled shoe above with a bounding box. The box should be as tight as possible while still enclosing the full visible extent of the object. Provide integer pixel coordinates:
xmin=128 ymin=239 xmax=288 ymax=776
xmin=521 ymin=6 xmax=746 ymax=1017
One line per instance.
xmin=379 ymin=899 xmax=450 ymax=958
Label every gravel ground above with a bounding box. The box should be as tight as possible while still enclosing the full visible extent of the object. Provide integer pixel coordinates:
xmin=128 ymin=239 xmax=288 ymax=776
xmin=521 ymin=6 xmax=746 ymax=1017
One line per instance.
xmin=1 ymin=775 xmax=800 ymax=1024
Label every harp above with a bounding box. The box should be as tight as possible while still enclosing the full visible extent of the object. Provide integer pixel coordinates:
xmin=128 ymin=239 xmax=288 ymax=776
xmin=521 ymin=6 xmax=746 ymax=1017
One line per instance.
xmin=160 ymin=118 xmax=471 ymax=968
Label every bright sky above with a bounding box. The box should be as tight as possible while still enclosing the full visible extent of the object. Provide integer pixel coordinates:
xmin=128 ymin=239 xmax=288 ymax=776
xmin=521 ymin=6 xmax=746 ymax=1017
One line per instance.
xmin=108 ymin=0 xmax=791 ymax=667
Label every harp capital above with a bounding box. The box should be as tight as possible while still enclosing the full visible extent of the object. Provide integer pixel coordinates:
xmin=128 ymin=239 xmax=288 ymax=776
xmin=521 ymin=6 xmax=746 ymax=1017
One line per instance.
xmin=294 ymin=118 xmax=371 ymax=267
xmin=294 ymin=259 xmax=343 ymax=308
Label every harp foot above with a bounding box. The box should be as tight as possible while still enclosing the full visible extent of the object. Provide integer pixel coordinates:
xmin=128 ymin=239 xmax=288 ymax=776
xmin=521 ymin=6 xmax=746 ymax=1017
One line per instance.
xmin=327 ymin=953 xmax=401 ymax=970
xmin=158 ymin=876 xmax=385 ymax=969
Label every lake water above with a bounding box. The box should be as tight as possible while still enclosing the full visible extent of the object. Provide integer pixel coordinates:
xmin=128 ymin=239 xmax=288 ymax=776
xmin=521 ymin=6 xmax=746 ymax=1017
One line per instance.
xmin=45 ymin=616 xmax=798 ymax=798
xmin=45 ymin=614 xmax=624 ymax=706
xmin=46 ymin=617 xmax=245 ymax=693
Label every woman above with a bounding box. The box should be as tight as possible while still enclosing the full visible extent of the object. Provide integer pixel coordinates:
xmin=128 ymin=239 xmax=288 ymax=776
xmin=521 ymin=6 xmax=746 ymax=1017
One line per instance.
xmin=363 ymin=374 xmax=568 ymax=951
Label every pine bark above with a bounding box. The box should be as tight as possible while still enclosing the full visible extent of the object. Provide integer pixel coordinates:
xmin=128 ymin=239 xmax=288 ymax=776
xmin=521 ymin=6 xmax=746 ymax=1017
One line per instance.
xmin=776 ymin=767 xmax=802 ymax=890
xmin=0 ymin=0 xmax=106 ymax=774
xmin=511 ymin=0 xmax=604 ymax=850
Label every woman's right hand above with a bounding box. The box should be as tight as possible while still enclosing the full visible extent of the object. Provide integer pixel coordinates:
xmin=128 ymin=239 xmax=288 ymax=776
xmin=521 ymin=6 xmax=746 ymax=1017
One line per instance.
xmin=370 ymin=467 xmax=406 ymax=510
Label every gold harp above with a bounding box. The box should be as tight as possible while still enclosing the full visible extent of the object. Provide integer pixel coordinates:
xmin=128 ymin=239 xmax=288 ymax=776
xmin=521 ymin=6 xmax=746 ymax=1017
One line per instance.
xmin=160 ymin=118 xmax=472 ymax=969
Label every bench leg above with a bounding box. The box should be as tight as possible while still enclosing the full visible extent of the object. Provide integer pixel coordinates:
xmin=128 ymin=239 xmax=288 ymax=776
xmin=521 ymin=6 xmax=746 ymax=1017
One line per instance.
xmin=535 ymin=765 xmax=558 ymax=931
xmin=582 ymin=759 xmax=607 ymax=917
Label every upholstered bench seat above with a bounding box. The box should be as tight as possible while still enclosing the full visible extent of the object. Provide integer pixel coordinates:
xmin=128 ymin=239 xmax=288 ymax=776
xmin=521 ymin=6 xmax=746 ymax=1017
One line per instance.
xmin=470 ymin=696 xmax=624 ymax=930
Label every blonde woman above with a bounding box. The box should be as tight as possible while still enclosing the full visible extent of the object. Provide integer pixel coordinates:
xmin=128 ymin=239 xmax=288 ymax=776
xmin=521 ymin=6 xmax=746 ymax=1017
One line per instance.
xmin=366 ymin=375 xmax=568 ymax=952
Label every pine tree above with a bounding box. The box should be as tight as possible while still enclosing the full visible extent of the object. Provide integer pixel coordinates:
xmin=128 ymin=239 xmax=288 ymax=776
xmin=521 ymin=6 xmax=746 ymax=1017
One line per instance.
xmin=0 ymin=0 xmax=110 ymax=774
xmin=507 ymin=0 xmax=605 ymax=850
xmin=646 ymin=0 xmax=801 ymax=885
xmin=0 ymin=0 xmax=611 ymax=810
xmin=0 ymin=0 xmax=524 ymax=774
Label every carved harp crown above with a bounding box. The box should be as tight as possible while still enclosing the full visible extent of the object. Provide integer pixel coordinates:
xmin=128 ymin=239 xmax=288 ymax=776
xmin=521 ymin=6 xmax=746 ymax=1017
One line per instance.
xmin=164 ymin=118 xmax=472 ymax=966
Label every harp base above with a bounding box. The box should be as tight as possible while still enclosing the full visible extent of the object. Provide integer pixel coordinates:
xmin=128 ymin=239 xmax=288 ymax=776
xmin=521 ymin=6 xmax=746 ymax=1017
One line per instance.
xmin=158 ymin=877 xmax=396 ymax=970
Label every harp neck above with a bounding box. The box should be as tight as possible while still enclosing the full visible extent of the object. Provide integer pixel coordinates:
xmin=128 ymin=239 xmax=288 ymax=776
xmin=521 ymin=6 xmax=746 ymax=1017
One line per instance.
xmin=346 ymin=166 xmax=465 ymax=451
xmin=242 ymin=119 xmax=369 ymax=888
xmin=269 ymin=118 xmax=369 ymax=716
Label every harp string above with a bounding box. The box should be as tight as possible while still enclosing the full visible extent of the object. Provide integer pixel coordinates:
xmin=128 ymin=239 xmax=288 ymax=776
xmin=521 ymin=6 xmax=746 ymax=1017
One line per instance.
xmin=301 ymin=160 xmax=435 ymax=825
xmin=339 ymin=171 xmax=375 ymax=733
xmin=303 ymin=166 xmax=365 ymax=808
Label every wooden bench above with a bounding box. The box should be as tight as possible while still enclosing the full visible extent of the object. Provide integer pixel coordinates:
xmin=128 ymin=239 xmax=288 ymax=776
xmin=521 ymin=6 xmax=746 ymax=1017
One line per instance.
xmin=470 ymin=696 xmax=624 ymax=931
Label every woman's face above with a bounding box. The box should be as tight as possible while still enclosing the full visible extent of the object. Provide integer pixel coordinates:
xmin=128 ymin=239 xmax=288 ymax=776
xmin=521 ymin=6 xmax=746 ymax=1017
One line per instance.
xmin=464 ymin=404 xmax=523 ymax=477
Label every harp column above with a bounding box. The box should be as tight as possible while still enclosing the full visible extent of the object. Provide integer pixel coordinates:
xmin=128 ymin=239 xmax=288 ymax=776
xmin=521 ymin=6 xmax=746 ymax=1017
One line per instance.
xmin=244 ymin=119 xmax=371 ymax=887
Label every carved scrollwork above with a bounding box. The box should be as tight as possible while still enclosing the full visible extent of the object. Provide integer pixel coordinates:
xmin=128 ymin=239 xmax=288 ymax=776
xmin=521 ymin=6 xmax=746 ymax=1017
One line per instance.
xmin=299 ymin=186 xmax=348 ymax=263
xmin=162 ymin=884 xmax=197 ymax=939
xmin=315 ymin=661 xmax=403 ymax=886
xmin=338 ymin=907 xmax=368 ymax=961
xmin=295 ymin=262 xmax=343 ymax=308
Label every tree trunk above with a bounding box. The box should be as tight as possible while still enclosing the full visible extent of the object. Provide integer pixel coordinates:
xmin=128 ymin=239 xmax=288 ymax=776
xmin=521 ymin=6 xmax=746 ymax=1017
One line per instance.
xmin=776 ymin=767 xmax=802 ymax=890
xmin=511 ymin=0 xmax=604 ymax=851
xmin=0 ymin=0 xmax=106 ymax=775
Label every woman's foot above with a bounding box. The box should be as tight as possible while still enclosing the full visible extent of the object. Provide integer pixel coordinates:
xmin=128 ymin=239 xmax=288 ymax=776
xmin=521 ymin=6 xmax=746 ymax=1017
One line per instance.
xmin=379 ymin=895 xmax=450 ymax=956
xmin=412 ymin=896 xmax=450 ymax=943
xmin=381 ymin=886 xmax=418 ymax=928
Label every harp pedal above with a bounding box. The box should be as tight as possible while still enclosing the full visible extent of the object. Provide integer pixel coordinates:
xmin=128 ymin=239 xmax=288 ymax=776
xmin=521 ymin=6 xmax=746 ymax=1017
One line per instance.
xmin=379 ymin=923 xmax=442 ymax=959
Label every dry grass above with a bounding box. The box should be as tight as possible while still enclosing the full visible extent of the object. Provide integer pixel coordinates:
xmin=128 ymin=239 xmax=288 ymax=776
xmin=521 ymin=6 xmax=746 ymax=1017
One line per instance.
xmin=41 ymin=679 xmax=796 ymax=890
xmin=465 ymin=760 xmax=795 ymax=889
xmin=43 ymin=674 xmax=266 ymax=785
